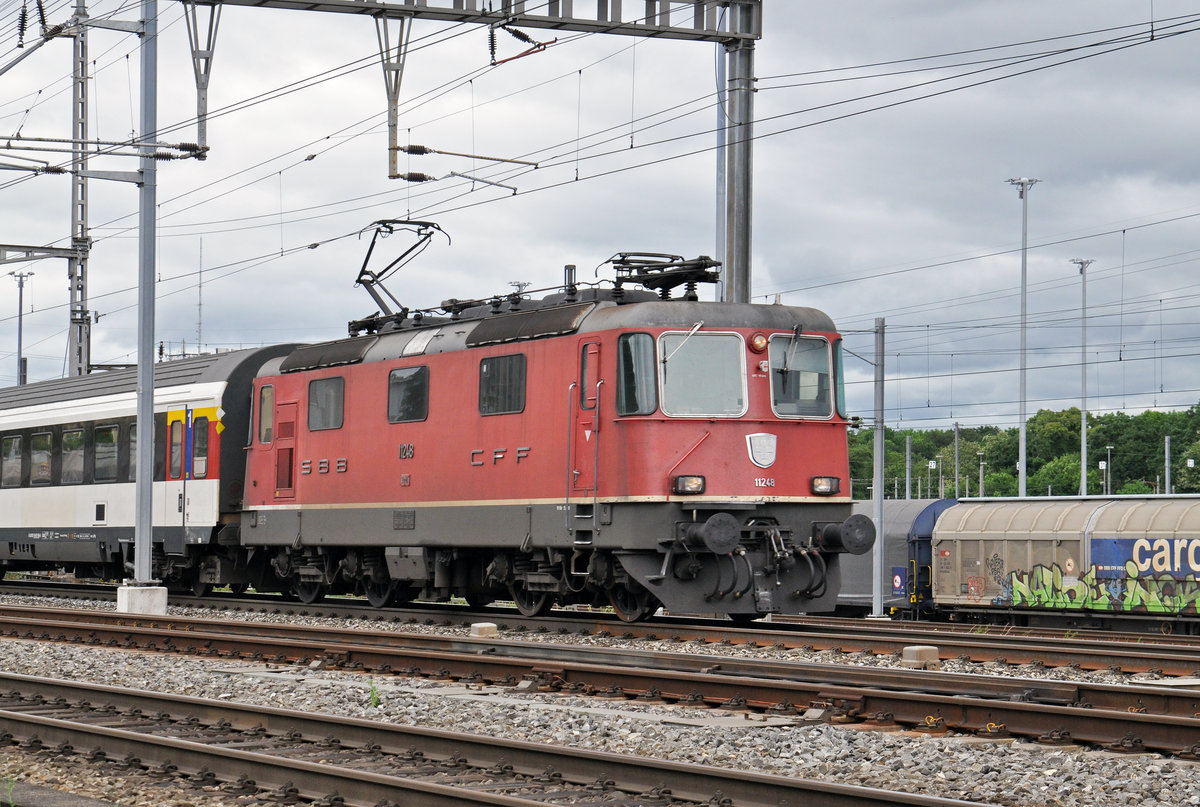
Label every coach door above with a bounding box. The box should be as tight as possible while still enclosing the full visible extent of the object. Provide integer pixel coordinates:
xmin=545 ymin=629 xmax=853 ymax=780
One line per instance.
xmin=274 ymin=402 xmax=297 ymax=499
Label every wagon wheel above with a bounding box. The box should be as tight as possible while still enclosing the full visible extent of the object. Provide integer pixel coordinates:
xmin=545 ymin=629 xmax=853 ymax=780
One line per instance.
xmin=190 ymin=577 xmax=212 ymax=597
xmin=509 ymin=582 xmax=553 ymax=617
xmin=228 ymin=583 xmax=249 ymax=596
xmin=364 ymin=579 xmax=398 ymax=609
xmin=608 ymin=583 xmax=654 ymax=623
xmin=292 ymin=580 xmax=326 ymax=604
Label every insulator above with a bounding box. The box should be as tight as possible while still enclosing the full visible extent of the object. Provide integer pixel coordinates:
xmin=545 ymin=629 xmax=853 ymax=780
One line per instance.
xmin=488 ymin=27 xmax=496 ymax=62
xmin=176 ymin=142 xmax=200 ymax=152
xmin=153 ymin=151 xmax=175 ymax=160
xmin=18 ymin=4 xmax=28 ymax=45
xmin=503 ymin=25 xmax=536 ymax=45
xmin=35 ymin=0 xmax=45 ymax=29
xmin=399 ymin=144 xmax=433 ymax=155
xmin=41 ymin=165 xmax=67 ymax=174
xmin=398 ymin=172 xmax=434 ymax=183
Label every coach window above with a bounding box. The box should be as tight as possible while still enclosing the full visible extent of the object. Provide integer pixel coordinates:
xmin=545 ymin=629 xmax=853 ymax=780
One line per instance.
xmin=479 ymin=354 xmax=525 ymax=415
xmin=31 ymin=432 xmax=52 ymax=485
xmin=61 ymin=429 xmax=85 ymax=484
xmin=169 ymin=420 xmax=184 ymax=478
xmin=617 ymin=333 xmax=657 ymax=416
xmin=127 ymin=424 xmax=137 ymax=481
xmin=659 ymin=332 xmax=746 ymax=417
xmin=768 ymin=335 xmax=832 ymax=418
xmin=94 ymin=426 xmax=119 ymax=482
xmin=309 ymin=377 xmax=345 ymax=431
xmin=388 ymin=366 xmax=429 ymax=423
xmin=1 ymin=436 xmax=21 ymax=488
xmin=192 ymin=417 xmax=209 ymax=478
xmin=258 ymin=385 xmax=274 ymax=443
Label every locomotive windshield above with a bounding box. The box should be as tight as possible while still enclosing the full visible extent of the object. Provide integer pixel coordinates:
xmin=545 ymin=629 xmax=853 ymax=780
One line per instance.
xmin=659 ymin=331 xmax=747 ymax=416
xmin=769 ymin=335 xmax=833 ymax=418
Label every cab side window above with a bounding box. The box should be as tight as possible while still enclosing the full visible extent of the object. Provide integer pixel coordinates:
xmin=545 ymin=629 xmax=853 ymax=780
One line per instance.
xmin=258 ymin=385 xmax=274 ymax=443
xmin=388 ymin=367 xmax=429 ymax=423
xmin=309 ymin=377 xmax=344 ymax=431
xmin=479 ymin=354 xmax=525 ymax=415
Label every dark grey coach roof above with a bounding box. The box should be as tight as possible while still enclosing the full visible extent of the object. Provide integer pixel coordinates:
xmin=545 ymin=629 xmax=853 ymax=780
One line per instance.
xmin=0 ymin=346 xmax=294 ymax=412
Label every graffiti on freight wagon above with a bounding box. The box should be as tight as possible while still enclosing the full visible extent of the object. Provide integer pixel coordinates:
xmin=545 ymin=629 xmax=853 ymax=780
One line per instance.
xmin=1005 ymin=562 xmax=1200 ymax=614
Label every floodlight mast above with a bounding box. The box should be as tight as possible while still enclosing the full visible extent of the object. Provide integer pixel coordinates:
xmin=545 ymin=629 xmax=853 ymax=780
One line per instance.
xmin=177 ymin=0 xmax=762 ymax=301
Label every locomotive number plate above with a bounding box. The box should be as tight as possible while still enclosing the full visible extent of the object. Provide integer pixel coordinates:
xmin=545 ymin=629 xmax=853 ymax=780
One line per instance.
xmin=754 ymin=477 xmax=776 ymax=488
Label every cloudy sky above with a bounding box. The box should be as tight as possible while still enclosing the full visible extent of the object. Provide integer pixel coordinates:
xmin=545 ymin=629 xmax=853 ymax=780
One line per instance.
xmin=2 ymin=0 xmax=1199 ymax=434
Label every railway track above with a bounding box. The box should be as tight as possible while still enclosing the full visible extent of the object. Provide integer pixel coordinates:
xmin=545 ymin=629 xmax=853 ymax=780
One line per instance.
xmin=0 ymin=672 xmax=988 ymax=807
xmin=3 ymin=604 xmax=1200 ymax=756
xmin=7 ymin=581 xmax=1200 ymax=674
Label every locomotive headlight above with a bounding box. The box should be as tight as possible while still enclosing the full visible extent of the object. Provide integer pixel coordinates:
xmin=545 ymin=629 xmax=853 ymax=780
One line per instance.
xmin=749 ymin=333 xmax=769 ymax=353
xmin=811 ymin=476 xmax=841 ymax=496
xmin=672 ymin=475 xmax=706 ymax=495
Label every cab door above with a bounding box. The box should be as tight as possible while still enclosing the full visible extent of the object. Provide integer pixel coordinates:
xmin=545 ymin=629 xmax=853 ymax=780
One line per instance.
xmin=274 ymin=402 xmax=297 ymax=499
xmin=571 ymin=341 xmax=601 ymax=497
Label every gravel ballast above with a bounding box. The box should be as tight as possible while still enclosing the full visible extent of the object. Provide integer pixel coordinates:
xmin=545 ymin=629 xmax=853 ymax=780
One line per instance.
xmin=0 ymin=595 xmax=1195 ymax=807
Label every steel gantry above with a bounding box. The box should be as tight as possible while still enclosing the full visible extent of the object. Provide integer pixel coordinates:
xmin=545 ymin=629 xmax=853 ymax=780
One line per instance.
xmin=175 ymin=0 xmax=763 ymax=301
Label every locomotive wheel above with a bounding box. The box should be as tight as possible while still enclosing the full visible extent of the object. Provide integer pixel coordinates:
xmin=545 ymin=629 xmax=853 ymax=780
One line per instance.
xmin=292 ymin=580 xmax=326 ymax=604
xmin=464 ymin=591 xmax=494 ymax=609
xmin=608 ymin=583 xmax=653 ymax=623
xmin=190 ymin=578 xmax=212 ymax=597
xmin=364 ymin=579 xmax=398 ymax=609
xmin=728 ymin=611 xmax=763 ymax=625
xmin=509 ymin=582 xmax=553 ymax=617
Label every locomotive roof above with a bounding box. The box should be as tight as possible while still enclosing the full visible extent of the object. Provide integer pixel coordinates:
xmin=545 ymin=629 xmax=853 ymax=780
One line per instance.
xmin=276 ymin=297 xmax=840 ymax=374
xmin=0 ymin=346 xmax=293 ymax=411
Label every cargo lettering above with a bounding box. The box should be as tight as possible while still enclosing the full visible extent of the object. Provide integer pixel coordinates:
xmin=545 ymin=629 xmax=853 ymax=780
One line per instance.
xmin=1131 ymin=538 xmax=1200 ymax=575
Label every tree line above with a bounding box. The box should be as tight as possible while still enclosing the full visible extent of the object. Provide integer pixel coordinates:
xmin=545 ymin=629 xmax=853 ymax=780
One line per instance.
xmin=847 ymin=403 xmax=1200 ymax=500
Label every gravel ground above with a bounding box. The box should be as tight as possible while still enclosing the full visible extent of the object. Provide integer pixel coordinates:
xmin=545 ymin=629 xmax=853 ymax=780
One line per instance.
xmin=0 ymin=594 xmax=1196 ymax=807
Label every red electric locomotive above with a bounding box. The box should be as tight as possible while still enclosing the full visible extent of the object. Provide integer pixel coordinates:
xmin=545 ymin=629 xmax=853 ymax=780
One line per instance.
xmin=237 ymin=240 xmax=873 ymax=621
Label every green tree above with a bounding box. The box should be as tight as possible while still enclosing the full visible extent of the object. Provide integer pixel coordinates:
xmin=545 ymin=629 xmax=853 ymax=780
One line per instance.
xmin=982 ymin=470 xmax=1017 ymax=497
xmin=1029 ymin=454 xmax=1081 ymax=496
xmin=1028 ymin=408 xmax=1080 ymax=474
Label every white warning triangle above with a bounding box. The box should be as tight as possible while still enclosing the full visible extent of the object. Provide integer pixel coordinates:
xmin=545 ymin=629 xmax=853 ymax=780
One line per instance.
xmin=584 ymin=430 xmax=593 ymax=441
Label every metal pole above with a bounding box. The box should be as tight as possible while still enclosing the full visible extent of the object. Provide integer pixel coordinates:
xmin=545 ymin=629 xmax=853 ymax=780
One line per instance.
xmin=9 ymin=272 xmax=33 ymax=385
xmin=1072 ymin=259 xmax=1092 ymax=495
xmin=67 ymin=0 xmax=92 ymax=377
xmin=1106 ymin=445 xmax=1113 ymax=495
xmin=714 ymin=36 xmax=726 ymax=299
xmin=133 ymin=0 xmax=158 ymax=586
xmin=1166 ymin=435 xmax=1172 ymax=495
xmin=978 ymin=452 xmax=985 ymax=497
xmin=871 ymin=318 xmax=885 ymax=617
xmin=953 ymin=422 xmax=960 ymax=498
xmin=1007 ymin=178 xmax=1039 ymax=498
xmin=723 ymin=2 xmax=755 ymax=303
xmin=905 ymin=435 xmax=912 ymax=499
